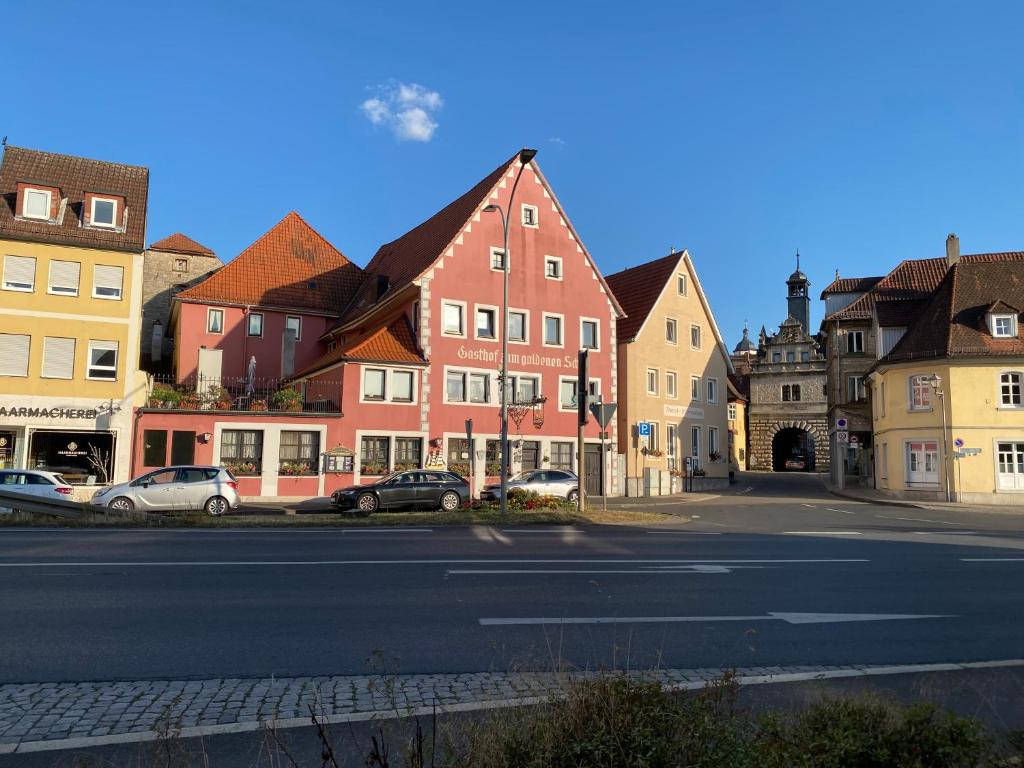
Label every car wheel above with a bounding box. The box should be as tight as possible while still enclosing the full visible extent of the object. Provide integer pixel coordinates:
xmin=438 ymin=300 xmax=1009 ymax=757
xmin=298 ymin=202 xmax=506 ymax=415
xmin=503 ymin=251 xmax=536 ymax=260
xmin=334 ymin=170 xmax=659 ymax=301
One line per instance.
xmin=567 ymin=489 xmax=579 ymax=504
xmin=205 ymin=496 xmax=229 ymax=516
xmin=357 ymin=492 xmax=378 ymax=515
xmin=439 ymin=491 xmax=460 ymax=512
xmin=109 ymin=496 xmax=134 ymax=513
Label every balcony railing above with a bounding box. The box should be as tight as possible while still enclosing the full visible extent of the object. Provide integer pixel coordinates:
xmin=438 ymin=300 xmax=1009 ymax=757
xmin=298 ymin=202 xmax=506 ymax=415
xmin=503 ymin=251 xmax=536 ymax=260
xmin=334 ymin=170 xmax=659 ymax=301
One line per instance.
xmin=145 ymin=374 xmax=342 ymax=414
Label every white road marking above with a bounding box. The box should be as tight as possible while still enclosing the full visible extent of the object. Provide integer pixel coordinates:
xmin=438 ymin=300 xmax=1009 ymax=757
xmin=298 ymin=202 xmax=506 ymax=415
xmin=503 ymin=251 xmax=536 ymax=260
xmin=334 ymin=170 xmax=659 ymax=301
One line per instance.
xmin=447 ymin=567 xmax=747 ymax=575
xmin=912 ymin=531 xmax=979 ymax=536
xmin=961 ymin=558 xmax=1024 ymax=562
xmin=802 ymin=504 xmax=817 ymax=508
xmin=480 ymin=611 xmax=953 ymax=626
xmin=784 ymin=531 xmax=862 ymax=536
xmin=341 ymin=528 xmax=434 ymax=534
xmin=826 ymin=508 xmax=850 ymax=513
xmin=0 ymin=558 xmax=871 ymax=568
xmin=499 ymin=529 xmax=581 ymax=533
xmin=875 ymin=515 xmax=966 ymax=526
xmin=646 ymin=530 xmax=722 ymax=535
xmin=739 ymin=486 xmax=754 ymax=494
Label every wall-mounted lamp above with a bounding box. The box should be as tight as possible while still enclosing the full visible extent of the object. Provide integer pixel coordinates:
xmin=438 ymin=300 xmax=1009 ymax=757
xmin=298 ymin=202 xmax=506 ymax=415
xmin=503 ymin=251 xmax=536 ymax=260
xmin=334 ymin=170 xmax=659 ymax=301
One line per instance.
xmin=201 ymin=432 xmax=213 ymax=443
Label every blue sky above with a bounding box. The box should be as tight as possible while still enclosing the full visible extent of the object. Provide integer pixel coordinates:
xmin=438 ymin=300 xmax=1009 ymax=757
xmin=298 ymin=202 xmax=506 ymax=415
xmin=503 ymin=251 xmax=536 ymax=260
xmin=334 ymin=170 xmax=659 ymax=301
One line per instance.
xmin=4 ymin=1 xmax=1023 ymax=348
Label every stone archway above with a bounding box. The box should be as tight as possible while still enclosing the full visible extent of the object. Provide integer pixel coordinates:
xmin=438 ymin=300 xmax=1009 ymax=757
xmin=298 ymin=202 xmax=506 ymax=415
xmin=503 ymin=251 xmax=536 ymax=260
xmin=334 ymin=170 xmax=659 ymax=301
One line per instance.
xmin=767 ymin=419 xmax=828 ymax=471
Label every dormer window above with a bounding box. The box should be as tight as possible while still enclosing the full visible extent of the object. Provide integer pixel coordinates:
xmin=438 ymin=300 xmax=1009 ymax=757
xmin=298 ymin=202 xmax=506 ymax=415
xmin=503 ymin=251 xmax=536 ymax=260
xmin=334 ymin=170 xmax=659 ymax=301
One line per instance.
xmin=22 ymin=188 xmax=52 ymax=220
xmin=993 ymin=315 xmax=1017 ymax=338
xmin=90 ymin=196 xmax=118 ymax=228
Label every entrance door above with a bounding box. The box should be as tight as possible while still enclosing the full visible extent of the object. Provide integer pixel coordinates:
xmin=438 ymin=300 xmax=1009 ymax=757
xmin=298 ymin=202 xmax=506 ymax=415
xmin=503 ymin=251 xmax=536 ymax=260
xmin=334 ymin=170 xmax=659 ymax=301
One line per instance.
xmin=906 ymin=441 xmax=939 ymax=486
xmin=584 ymin=444 xmax=603 ymax=497
xmin=0 ymin=432 xmax=15 ymax=470
xmin=997 ymin=442 xmax=1024 ymax=490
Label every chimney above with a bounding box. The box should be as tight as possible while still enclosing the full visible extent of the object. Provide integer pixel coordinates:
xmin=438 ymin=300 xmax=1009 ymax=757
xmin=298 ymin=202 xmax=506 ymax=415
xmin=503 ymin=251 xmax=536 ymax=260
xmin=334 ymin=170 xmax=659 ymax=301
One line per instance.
xmin=946 ymin=233 xmax=960 ymax=268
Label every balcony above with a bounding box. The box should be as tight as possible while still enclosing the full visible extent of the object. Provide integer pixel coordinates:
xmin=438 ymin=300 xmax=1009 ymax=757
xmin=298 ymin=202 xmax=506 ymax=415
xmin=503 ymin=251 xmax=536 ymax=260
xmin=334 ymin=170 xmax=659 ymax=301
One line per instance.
xmin=144 ymin=374 xmax=341 ymax=414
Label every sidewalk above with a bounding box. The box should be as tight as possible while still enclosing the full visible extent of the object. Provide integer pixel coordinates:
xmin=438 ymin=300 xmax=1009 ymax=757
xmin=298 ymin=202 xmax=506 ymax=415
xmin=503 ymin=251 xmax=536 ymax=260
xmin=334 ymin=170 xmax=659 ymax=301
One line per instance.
xmin=821 ymin=477 xmax=1024 ymax=515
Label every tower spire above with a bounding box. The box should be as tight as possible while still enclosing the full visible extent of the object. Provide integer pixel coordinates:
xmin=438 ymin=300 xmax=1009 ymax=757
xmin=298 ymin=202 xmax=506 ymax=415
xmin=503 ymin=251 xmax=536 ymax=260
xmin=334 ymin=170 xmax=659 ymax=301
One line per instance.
xmin=796 ymin=249 xmax=800 ymax=272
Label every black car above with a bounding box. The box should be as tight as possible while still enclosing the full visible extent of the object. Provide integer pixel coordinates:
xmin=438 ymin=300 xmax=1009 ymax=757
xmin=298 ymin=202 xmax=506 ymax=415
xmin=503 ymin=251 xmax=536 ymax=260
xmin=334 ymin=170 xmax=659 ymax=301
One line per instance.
xmin=331 ymin=470 xmax=469 ymax=514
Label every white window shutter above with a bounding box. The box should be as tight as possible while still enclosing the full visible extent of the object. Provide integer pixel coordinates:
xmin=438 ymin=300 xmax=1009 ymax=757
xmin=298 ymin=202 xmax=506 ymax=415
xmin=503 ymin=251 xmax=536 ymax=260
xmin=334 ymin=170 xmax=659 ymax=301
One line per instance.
xmin=0 ymin=334 xmax=30 ymax=376
xmin=42 ymin=337 xmax=75 ymax=379
xmin=93 ymin=265 xmax=124 ymax=296
xmin=3 ymin=255 xmax=36 ymax=290
xmin=49 ymin=260 xmax=81 ymax=293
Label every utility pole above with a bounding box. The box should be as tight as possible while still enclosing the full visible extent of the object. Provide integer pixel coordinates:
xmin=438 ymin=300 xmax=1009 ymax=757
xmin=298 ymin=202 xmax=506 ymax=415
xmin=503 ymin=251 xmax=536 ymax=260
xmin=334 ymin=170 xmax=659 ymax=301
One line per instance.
xmin=576 ymin=349 xmax=589 ymax=513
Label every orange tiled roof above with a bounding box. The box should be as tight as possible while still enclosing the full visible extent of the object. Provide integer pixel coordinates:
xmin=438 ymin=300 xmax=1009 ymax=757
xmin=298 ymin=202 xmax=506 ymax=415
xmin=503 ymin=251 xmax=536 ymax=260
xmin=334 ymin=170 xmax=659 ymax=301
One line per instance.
xmin=150 ymin=232 xmax=217 ymax=258
xmin=605 ymin=251 xmax=683 ymax=342
xmin=290 ymin=316 xmax=425 ymax=379
xmin=176 ymin=212 xmax=363 ymax=313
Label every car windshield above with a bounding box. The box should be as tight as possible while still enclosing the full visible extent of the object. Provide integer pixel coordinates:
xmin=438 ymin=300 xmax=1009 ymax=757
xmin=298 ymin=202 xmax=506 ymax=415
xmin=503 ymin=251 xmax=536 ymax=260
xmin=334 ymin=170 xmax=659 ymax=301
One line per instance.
xmin=378 ymin=472 xmax=404 ymax=485
xmin=509 ymin=472 xmax=536 ymax=482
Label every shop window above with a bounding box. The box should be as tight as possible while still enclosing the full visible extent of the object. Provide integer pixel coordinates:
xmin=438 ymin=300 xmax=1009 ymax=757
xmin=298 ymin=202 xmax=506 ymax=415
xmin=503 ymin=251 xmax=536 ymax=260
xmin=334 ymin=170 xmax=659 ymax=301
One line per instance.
xmin=86 ymin=340 xmax=118 ymax=380
xmin=551 ymin=441 xmax=573 ymax=470
xmin=171 ymin=431 xmax=196 ymax=465
xmin=29 ymin=430 xmax=114 ymax=485
xmin=394 ymin=437 xmax=422 ymax=470
xmin=484 ymin=439 xmax=502 ymax=475
xmin=92 ymin=265 xmax=123 ymax=300
xmin=220 ymin=430 xmax=263 ymax=475
xmin=447 ymin=438 xmax=470 ymax=477
xmin=279 ymin=431 xmax=319 ymax=475
xmin=143 ymin=430 xmax=167 ymax=467
xmin=360 ymin=436 xmax=389 ymax=475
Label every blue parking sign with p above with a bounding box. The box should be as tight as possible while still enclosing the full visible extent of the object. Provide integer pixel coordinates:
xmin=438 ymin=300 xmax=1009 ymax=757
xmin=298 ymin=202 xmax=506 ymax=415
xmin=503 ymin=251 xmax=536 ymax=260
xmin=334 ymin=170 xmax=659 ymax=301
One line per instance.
xmin=638 ymin=422 xmax=651 ymax=436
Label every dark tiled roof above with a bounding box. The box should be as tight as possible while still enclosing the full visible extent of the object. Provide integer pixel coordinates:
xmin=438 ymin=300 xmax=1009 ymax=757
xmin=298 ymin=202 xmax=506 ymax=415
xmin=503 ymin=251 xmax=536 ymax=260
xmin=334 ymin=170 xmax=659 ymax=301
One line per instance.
xmin=883 ymin=254 xmax=1024 ymax=362
xmin=176 ymin=212 xmax=363 ymax=313
xmin=291 ymin=316 xmax=425 ymax=379
xmin=819 ymin=276 xmax=883 ymax=299
xmin=150 ymin=232 xmax=217 ymax=258
xmin=605 ymin=252 xmax=683 ymax=342
xmin=0 ymin=145 xmax=149 ymax=252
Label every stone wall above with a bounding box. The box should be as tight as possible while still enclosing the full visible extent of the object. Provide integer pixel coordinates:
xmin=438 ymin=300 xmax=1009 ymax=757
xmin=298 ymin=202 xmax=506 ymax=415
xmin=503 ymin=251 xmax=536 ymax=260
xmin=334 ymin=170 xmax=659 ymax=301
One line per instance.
xmin=141 ymin=249 xmax=220 ymax=371
xmin=748 ymin=414 xmax=830 ymax=471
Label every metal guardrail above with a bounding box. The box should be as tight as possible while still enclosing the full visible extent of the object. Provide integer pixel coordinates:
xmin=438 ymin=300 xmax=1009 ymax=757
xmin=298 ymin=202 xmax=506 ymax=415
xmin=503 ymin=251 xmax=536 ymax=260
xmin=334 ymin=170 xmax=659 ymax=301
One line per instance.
xmin=0 ymin=489 xmax=86 ymax=519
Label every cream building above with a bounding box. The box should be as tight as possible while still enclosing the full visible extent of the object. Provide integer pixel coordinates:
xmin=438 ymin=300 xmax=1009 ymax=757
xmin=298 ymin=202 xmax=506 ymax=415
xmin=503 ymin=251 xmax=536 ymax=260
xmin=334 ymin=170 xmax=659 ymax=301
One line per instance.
xmin=607 ymin=250 xmax=733 ymax=494
xmin=0 ymin=145 xmax=149 ymax=488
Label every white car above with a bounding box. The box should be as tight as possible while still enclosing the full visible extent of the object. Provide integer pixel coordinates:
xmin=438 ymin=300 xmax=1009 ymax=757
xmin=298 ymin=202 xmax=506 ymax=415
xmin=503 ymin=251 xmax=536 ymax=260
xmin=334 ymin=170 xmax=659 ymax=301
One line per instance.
xmin=481 ymin=470 xmax=579 ymax=502
xmin=0 ymin=470 xmax=75 ymax=512
xmin=92 ymin=466 xmax=241 ymax=515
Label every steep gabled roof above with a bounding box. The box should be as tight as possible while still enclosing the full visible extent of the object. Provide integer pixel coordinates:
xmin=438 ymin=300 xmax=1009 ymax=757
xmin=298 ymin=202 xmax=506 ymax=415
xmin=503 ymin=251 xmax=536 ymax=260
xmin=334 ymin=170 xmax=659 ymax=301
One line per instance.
xmin=0 ymin=145 xmax=149 ymax=252
xmin=290 ymin=316 xmax=425 ymax=379
xmin=605 ymin=251 xmax=682 ymax=342
xmin=819 ymin=276 xmax=883 ymax=299
xmin=176 ymin=212 xmax=363 ymax=314
xmin=149 ymin=232 xmax=217 ymax=258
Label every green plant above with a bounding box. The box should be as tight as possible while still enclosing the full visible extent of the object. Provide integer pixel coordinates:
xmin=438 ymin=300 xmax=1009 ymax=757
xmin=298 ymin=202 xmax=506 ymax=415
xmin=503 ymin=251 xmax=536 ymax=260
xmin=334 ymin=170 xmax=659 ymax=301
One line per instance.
xmin=361 ymin=461 xmax=386 ymax=475
xmin=279 ymin=462 xmax=313 ymax=476
xmin=485 ymin=462 xmax=502 ymax=476
xmin=249 ymin=399 xmax=268 ymax=411
xmin=148 ymin=384 xmax=181 ymax=407
xmin=205 ymin=385 xmax=232 ymax=409
xmin=448 ymin=462 xmax=470 ymax=477
xmin=178 ymin=392 xmax=200 ymax=409
xmin=226 ymin=461 xmax=257 ymax=476
xmin=270 ymin=387 xmax=303 ymax=411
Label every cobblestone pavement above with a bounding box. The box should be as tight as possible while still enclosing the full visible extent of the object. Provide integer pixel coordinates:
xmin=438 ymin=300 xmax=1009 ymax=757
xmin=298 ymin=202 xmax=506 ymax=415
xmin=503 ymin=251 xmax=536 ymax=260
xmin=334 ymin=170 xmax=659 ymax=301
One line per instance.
xmin=0 ymin=662 xmax=981 ymax=751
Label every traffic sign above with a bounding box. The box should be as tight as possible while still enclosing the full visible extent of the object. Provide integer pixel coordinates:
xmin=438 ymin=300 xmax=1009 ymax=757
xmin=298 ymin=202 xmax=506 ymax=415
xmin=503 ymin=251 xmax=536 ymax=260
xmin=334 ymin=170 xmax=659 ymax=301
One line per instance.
xmin=955 ymin=447 xmax=982 ymax=457
xmin=836 ymin=418 xmax=848 ymax=430
xmin=637 ymin=422 xmax=651 ymax=437
xmin=849 ymin=434 xmax=859 ymax=445
xmin=954 ymin=438 xmax=964 ymax=448
xmin=836 ymin=431 xmax=849 ymax=443
xmin=590 ymin=402 xmax=617 ymax=428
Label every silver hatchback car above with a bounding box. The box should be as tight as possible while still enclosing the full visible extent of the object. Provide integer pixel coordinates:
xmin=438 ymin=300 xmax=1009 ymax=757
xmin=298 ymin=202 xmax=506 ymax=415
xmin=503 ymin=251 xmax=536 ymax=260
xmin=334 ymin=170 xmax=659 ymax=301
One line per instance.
xmin=92 ymin=466 xmax=241 ymax=515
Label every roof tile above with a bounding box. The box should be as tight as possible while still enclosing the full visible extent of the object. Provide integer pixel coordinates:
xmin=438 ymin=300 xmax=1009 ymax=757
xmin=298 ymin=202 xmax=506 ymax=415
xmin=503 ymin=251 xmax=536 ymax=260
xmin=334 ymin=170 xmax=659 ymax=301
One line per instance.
xmin=605 ymin=252 xmax=683 ymax=342
xmin=150 ymin=232 xmax=217 ymax=258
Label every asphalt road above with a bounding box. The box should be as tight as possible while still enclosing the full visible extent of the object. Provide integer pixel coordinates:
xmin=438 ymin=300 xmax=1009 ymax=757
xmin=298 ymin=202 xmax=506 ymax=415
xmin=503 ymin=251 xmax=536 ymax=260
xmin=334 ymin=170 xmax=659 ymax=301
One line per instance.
xmin=2 ymin=473 xmax=1023 ymax=684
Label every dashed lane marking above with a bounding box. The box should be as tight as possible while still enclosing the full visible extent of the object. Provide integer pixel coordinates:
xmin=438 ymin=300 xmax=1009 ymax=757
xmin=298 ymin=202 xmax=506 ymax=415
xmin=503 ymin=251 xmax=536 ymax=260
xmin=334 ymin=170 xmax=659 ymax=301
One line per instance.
xmin=876 ymin=515 xmax=966 ymax=526
xmin=784 ymin=531 xmax=862 ymax=536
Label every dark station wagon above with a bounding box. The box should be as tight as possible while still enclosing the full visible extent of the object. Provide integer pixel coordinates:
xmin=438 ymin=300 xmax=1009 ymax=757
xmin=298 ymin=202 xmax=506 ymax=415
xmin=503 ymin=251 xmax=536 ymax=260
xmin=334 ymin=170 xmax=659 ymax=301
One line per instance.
xmin=331 ymin=470 xmax=469 ymax=515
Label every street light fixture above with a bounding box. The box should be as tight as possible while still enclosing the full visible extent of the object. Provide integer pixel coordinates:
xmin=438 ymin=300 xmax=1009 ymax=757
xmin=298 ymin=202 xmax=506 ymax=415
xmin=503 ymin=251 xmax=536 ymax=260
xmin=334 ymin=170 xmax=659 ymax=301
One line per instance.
xmin=925 ymin=374 xmax=952 ymax=502
xmin=483 ymin=148 xmax=538 ymax=521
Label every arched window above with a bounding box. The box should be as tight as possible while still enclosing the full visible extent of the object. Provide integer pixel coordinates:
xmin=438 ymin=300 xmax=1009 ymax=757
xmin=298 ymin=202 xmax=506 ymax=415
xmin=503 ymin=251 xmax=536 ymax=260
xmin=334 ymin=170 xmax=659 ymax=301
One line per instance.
xmin=1000 ymin=372 xmax=1023 ymax=407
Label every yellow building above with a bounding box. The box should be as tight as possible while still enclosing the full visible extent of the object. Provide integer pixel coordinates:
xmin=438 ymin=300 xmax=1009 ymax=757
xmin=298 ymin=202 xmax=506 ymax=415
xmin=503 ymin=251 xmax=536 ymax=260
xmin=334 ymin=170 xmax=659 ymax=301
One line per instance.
xmin=607 ymin=250 xmax=733 ymax=494
xmin=727 ymin=376 xmax=748 ymax=471
xmin=869 ymin=250 xmax=1024 ymax=504
xmin=0 ymin=146 xmax=149 ymax=486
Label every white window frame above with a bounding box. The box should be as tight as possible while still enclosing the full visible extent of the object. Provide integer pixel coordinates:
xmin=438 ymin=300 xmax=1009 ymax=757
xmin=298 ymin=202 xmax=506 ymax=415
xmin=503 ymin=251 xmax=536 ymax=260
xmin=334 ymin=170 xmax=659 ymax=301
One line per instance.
xmin=648 ymin=421 xmax=660 ymax=454
xmin=544 ymin=256 xmax=563 ymax=281
xmin=691 ymin=375 xmax=701 ymax=402
xmin=390 ymin=369 xmax=416 ymax=404
xmin=728 ymin=403 xmax=737 ymax=421
xmin=173 ymin=257 xmax=189 ymax=273
xmin=3 ymin=255 xmax=36 ymax=292
xmin=558 ymin=376 xmax=579 ymax=411
xmin=707 ymin=377 xmax=718 ymax=404
xmin=846 ymin=330 xmax=865 ymax=353
xmin=677 ymin=273 xmax=687 ymax=296
xmin=646 ymin=368 xmax=659 ymax=396
xmin=848 ymin=375 xmax=866 ymax=402
xmin=905 ymin=439 xmax=940 ymax=487
xmin=285 ymin=315 xmax=302 ymax=341
xmin=86 ymin=340 xmax=119 ymax=381
xmin=543 ymin=312 xmax=564 ymax=348
xmin=690 ymin=324 xmax=702 ymax=350
xmin=666 ymin=424 xmax=678 ymax=467
xmin=445 ymin=369 xmax=467 ymax=403
xmin=47 ymin=259 xmax=80 ymax=296
xmin=474 ymin=304 xmax=499 ymax=342
xmin=992 ymin=314 xmax=1017 ymax=338
xmin=690 ymin=425 xmax=702 ymax=464
xmin=908 ymin=374 xmax=933 ymax=411
xmin=580 ymin=317 xmax=600 ymax=351
xmin=247 ymin=312 xmax=264 ymax=338
xmin=442 ymin=300 xmax=467 ymax=338
xmin=489 ymin=246 xmax=507 ymax=272
xmin=91 ymin=264 xmax=123 ymax=300
xmin=89 ymin=196 xmax=119 ymax=229
xmin=999 ymin=371 xmax=1023 ymax=409
xmin=362 ymin=367 xmax=387 ymax=402
xmin=442 ymin=365 xmax=496 ymax=407
xmin=666 ymin=370 xmax=678 ymax=399
xmin=207 ymin=308 xmax=225 ymax=335
xmin=22 ymin=188 xmax=52 ymax=220
xmin=521 ymin=204 xmax=539 ymax=228
xmin=508 ymin=308 xmax=529 ymax=344
xmin=41 ymin=336 xmax=76 ymax=380
xmin=665 ymin=317 xmax=678 ymax=345
xmin=708 ymin=426 xmax=720 ymax=459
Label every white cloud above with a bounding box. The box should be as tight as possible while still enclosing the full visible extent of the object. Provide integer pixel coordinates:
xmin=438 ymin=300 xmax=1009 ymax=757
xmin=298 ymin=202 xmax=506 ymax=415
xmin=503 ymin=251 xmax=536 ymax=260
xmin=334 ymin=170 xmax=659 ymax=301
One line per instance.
xmin=360 ymin=82 xmax=443 ymax=142
xmin=549 ymin=136 xmax=566 ymax=145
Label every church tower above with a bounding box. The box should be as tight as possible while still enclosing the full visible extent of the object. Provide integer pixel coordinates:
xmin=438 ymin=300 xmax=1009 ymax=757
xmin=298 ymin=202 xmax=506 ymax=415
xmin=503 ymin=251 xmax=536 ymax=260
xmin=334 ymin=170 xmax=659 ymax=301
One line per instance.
xmin=786 ymin=252 xmax=811 ymax=333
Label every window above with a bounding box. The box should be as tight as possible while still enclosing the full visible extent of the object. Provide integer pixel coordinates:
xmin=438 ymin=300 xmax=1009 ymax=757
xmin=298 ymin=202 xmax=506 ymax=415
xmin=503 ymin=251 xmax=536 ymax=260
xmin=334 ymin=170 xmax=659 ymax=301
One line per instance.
xmin=906 ymin=441 xmax=939 ymax=485
xmin=560 ymin=378 xmax=578 ymax=409
xmin=787 ymin=352 xmax=795 ymax=363
xmin=285 ymin=316 xmax=301 ymax=341
xmin=443 ymin=302 xmax=465 ymax=335
xmin=411 ymin=301 xmax=420 ymax=336
xmin=86 ymin=340 xmax=118 ymax=380
xmin=48 ymin=260 xmax=80 ymax=296
xmin=690 ymin=325 xmax=702 ymax=349
xmin=509 ymin=311 xmax=527 ymax=342
xmin=666 ymin=318 xmax=677 ymax=344
xmin=446 ymin=370 xmax=466 ymax=402
xmin=448 ymin=438 xmax=470 ymax=467
xmin=92 ymin=264 xmax=123 ymax=299
xmin=207 ymin=308 xmax=224 ymax=334
xmin=545 ymin=256 xmax=562 ymax=280
xmin=173 ymin=258 xmax=188 ymax=273
xmin=22 ymin=188 xmax=51 ymax=220
xmin=993 ymin=315 xmax=1017 ymax=338
xmin=143 ymin=430 xmax=167 ymax=467
xmin=1001 ymin=372 xmax=1023 ymax=407
xmin=551 ymin=441 xmax=574 ymax=470
xmin=392 ymin=370 xmax=414 ymax=402
xmin=801 ymin=351 xmax=810 ymax=362
xmin=364 ymin=368 xmax=386 ymax=400
xmin=581 ymin=319 xmax=599 ymax=350
xmin=395 ymin=437 xmax=422 ymax=469
xmin=708 ymin=427 xmax=720 ymax=459
xmin=507 ymin=375 xmax=539 ymax=403
xmin=846 ymin=331 xmax=865 ymax=353
xmin=690 ymin=426 xmax=702 ymax=466
xmin=0 ymin=334 xmax=30 ymax=377
xmin=772 ymin=352 xmax=781 ymax=363
xmin=360 ymin=436 xmax=390 ymax=475
xmin=691 ymin=376 xmax=701 ymax=401
xmin=544 ymin=314 xmax=563 ymax=346
xmin=490 ymin=247 xmax=506 ymax=271
xmin=485 ymin=440 xmax=502 ymax=471
xmin=221 ymin=430 xmax=263 ymax=475
xmin=279 ymin=431 xmax=319 ymax=474
xmin=521 ymin=204 xmax=538 ymax=227
xmin=90 ymin=197 xmax=118 ymax=228
xmin=707 ymin=378 xmax=718 ymax=404
xmin=909 ymin=375 xmax=932 ymax=410
xmin=666 ymin=371 xmax=677 ymax=398
xmin=3 ymin=255 xmax=36 ymax=292
xmin=247 ymin=313 xmax=264 ymax=337
xmin=667 ymin=425 xmax=678 ymax=469
xmin=41 ymin=337 xmax=75 ymax=379
xmin=647 ymin=369 xmax=659 ymax=395
xmin=848 ymin=376 xmax=866 ymax=402
xmin=782 ymin=385 xmax=790 ymax=402
xmin=171 ymin=431 xmax=196 ymax=465
xmin=648 ymin=422 xmax=660 ymax=453
xmin=791 ymin=384 xmax=801 ymax=401
xmin=469 ymin=372 xmax=490 ymax=403
xmin=677 ymin=273 xmax=687 ymax=296
xmin=997 ymin=442 xmax=1024 ymax=490
xmin=879 ymin=443 xmax=888 ymax=481
xmin=476 ymin=307 xmax=497 ymax=339
xmin=728 ymin=403 xmax=737 ymax=421
xmin=782 ymin=384 xmax=801 ymax=402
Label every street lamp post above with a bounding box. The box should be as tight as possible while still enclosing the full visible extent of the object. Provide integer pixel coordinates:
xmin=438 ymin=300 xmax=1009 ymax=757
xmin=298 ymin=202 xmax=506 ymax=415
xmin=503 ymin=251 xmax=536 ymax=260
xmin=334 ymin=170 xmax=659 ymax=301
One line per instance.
xmin=926 ymin=374 xmax=952 ymax=503
xmin=484 ymin=148 xmax=538 ymax=521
